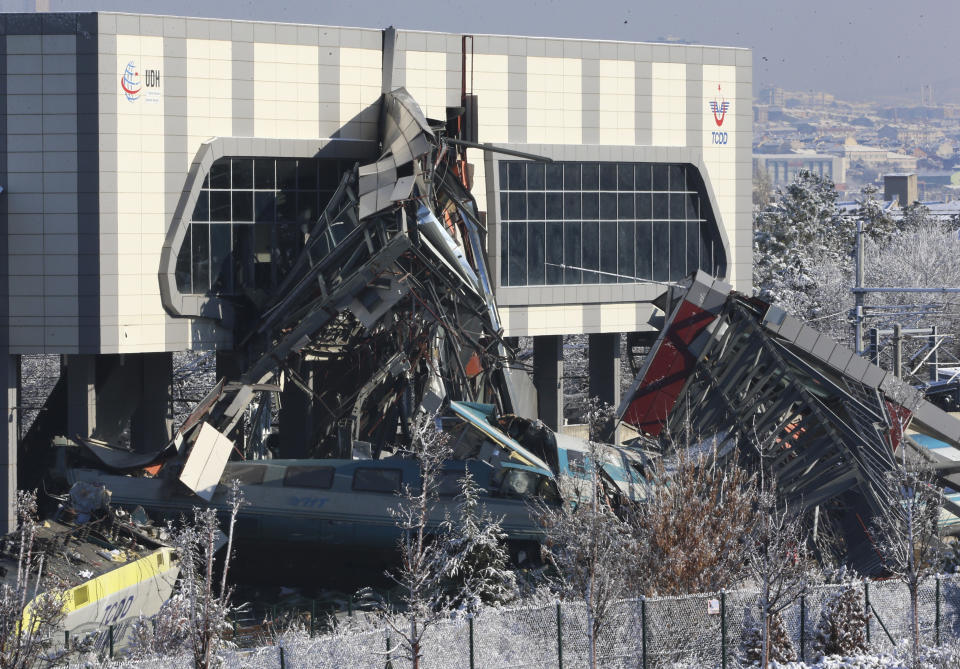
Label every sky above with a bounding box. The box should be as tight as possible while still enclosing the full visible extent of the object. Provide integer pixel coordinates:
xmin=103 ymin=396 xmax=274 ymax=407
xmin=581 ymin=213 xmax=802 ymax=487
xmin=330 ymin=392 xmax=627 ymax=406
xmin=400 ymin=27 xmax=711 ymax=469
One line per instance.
xmin=6 ymin=0 xmax=960 ymax=105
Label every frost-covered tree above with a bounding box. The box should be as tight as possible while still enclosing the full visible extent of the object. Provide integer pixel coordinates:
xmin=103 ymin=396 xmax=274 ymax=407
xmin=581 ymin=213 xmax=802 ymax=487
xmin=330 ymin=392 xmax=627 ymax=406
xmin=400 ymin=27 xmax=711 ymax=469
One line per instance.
xmin=535 ymin=403 xmax=637 ymax=669
xmin=627 ymin=449 xmax=760 ymax=596
xmin=0 ymin=490 xmax=74 ymax=669
xmin=437 ymin=467 xmax=517 ymax=612
xmin=740 ymin=607 xmax=796 ymax=666
xmin=743 ymin=480 xmax=809 ymax=668
xmin=129 ymin=479 xmax=245 ymax=668
xmin=384 ymin=415 xmax=455 ymax=669
xmin=813 ymin=581 xmax=869 ymax=658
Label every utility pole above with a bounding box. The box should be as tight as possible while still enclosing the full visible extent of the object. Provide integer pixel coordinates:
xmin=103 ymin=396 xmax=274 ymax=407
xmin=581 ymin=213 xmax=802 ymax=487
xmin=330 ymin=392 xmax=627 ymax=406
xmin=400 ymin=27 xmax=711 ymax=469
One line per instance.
xmin=854 ymin=220 xmax=865 ymax=356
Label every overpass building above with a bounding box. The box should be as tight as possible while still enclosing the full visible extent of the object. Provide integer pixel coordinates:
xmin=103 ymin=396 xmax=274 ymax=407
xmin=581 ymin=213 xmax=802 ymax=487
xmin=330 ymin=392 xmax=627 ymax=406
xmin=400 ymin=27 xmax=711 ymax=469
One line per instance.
xmin=0 ymin=12 xmax=752 ymax=529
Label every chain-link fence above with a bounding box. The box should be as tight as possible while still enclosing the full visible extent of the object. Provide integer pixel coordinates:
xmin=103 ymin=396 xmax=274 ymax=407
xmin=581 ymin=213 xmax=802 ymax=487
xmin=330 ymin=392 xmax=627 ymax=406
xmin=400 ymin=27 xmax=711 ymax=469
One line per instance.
xmin=84 ymin=575 xmax=960 ymax=668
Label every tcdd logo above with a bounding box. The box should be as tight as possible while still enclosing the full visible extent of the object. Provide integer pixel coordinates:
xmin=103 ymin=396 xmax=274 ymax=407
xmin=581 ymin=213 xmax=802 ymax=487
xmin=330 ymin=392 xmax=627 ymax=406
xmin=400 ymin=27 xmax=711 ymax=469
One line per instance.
xmin=120 ymin=61 xmax=140 ymax=101
xmin=709 ymin=84 xmax=730 ymax=127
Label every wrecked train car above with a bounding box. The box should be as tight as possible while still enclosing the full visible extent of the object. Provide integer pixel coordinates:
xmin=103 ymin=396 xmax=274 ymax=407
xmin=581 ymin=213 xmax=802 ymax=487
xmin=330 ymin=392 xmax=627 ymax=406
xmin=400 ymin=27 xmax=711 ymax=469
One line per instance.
xmin=617 ymin=270 xmax=960 ymax=573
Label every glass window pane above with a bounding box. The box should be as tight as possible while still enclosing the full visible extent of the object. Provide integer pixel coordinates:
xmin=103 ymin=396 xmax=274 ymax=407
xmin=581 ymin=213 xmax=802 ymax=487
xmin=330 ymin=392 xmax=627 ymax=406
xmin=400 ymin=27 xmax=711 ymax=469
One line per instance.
xmin=254 ymin=223 xmax=274 ymax=288
xmin=670 ymin=193 xmax=686 ymax=219
xmin=563 ymin=221 xmax=581 ymax=284
xmin=636 ymin=193 xmax=652 ymax=219
xmin=564 ymin=163 xmax=581 ymax=190
xmin=600 ymin=220 xmax=617 ymax=284
xmin=528 ymin=221 xmax=545 ymax=285
xmin=277 ymin=159 xmax=297 ymax=191
xmin=232 ymin=158 xmax=253 ymax=189
xmin=546 ymin=193 xmax=563 ymax=219
xmin=618 ymin=193 xmax=634 ymax=219
xmin=500 ymin=222 xmax=509 ymax=286
xmin=546 ymin=222 xmax=564 ymax=285
xmin=508 ymin=222 xmax=527 ymax=286
xmin=636 ymin=164 xmax=652 ymax=190
xmin=599 ymin=163 xmax=617 ymax=190
xmin=284 ymin=466 xmax=334 ymax=489
xmin=255 ymin=192 xmax=276 ymax=222
xmin=670 ymin=164 xmax=686 ymax=191
xmin=202 ymin=173 xmax=209 ymax=189
xmin=222 ymin=463 xmax=265 ymax=485
xmin=232 ymin=225 xmax=253 ymax=293
xmin=175 ymin=227 xmax=192 ymax=293
xmin=508 ymin=192 xmax=526 ymax=220
xmin=210 ymin=223 xmax=231 ymax=293
xmin=527 ymin=163 xmax=545 ymax=190
xmin=192 ymin=191 xmax=209 ymax=222
xmin=582 ymin=162 xmax=599 ymax=190
xmin=600 ymin=193 xmax=617 ymax=219
xmin=297 ymin=159 xmax=318 ymax=190
xmin=209 ymin=159 xmax=230 ymax=189
xmin=254 ymin=159 xmax=275 ymax=189
xmin=617 ymin=163 xmax=633 ymax=190
xmin=191 ymin=223 xmax=210 ymax=292
xmin=527 ymin=192 xmax=545 ymax=220
xmin=687 ymin=193 xmax=700 ymax=220
xmin=700 ymin=222 xmax=714 ymax=274
xmin=276 ymin=223 xmax=301 ymax=279
xmin=545 ymin=163 xmax=563 ymax=191
xmin=635 ymin=221 xmax=652 ymax=280
xmin=563 ymin=193 xmax=580 ymax=220
xmin=277 ymin=191 xmax=297 ymax=222
xmin=581 ymin=221 xmax=599 ymax=284
xmin=498 ymin=161 xmax=508 ymax=187
xmin=500 ymin=193 xmax=508 ymax=219
xmin=352 ymin=468 xmax=402 ymax=493
xmin=298 ymin=191 xmax=318 ymax=222
xmin=686 ymin=220 xmax=699 ymax=275
xmin=652 ymin=222 xmax=669 ymax=282
xmin=652 ymin=164 xmax=668 ymax=191
xmin=210 ymin=191 xmax=231 ymax=222
xmin=508 ymin=162 xmax=525 ymax=190
xmin=319 ymin=160 xmax=340 ymax=189
xmin=653 ymin=193 xmax=669 ymax=219
xmin=582 ymin=193 xmax=599 ymax=220
xmin=669 ymin=220 xmax=686 ymax=281
xmin=232 ymin=191 xmax=253 ymax=222
xmin=618 ymin=221 xmax=635 ymax=283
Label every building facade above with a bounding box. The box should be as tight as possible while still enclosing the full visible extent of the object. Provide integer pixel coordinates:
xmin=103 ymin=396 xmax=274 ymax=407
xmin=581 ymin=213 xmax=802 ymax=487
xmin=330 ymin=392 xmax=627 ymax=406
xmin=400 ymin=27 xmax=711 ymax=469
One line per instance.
xmin=0 ymin=12 xmax=752 ymax=529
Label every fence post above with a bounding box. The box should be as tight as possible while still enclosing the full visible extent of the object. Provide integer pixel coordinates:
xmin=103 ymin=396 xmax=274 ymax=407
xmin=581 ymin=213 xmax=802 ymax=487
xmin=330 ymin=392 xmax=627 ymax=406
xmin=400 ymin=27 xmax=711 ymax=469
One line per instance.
xmin=279 ymin=645 xmax=285 ymax=669
xmin=311 ymin=599 xmax=317 ymax=638
xmin=556 ymin=601 xmax=563 ymax=669
xmin=936 ymin=575 xmax=941 ymax=647
xmin=799 ymin=594 xmax=805 ymax=662
xmin=864 ymin=581 xmax=871 ymax=645
xmin=108 ymin=625 xmax=114 ymax=659
xmin=641 ymin=597 xmax=648 ymax=669
xmin=468 ymin=614 xmax=475 ymax=669
xmin=720 ymin=590 xmax=726 ymax=669
xmin=385 ymin=632 xmax=393 ymax=669
xmin=64 ymin=630 xmax=69 ymax=650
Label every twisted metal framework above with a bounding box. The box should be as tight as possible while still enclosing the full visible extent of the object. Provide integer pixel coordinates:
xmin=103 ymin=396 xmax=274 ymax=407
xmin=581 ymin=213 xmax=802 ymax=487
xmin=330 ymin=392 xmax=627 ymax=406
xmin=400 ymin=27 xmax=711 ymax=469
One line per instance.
xmin=618 ymin=271 xmax=960 ymax=573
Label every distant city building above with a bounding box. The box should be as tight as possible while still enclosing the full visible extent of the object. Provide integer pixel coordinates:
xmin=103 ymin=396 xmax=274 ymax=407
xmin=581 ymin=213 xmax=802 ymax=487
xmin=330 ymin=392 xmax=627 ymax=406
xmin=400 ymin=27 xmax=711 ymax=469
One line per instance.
xmin=884 ymin=173 xmax=918 ymax=206
xmin=841 ymin=139 xmax=918 ymax=171
xmin=753 ymin=152 xmax=846 ymax=187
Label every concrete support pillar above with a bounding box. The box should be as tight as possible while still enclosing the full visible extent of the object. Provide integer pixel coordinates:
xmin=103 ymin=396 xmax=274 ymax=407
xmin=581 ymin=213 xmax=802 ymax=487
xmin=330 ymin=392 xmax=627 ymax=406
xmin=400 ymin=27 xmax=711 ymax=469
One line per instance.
xmin=1 ymin=355 xmax=19 ymax=534
xmin=533 ymin=335 xmax=563 ymax=431
xmin=65 ymin=354 xmax=97 ymax=440
xmin=279 ymin=359 xmax=316 ymax=459
xmin=130 ymin=352 xmax=173 ymax=454
xmin=589 ymin=333 xmax=620 ymax=441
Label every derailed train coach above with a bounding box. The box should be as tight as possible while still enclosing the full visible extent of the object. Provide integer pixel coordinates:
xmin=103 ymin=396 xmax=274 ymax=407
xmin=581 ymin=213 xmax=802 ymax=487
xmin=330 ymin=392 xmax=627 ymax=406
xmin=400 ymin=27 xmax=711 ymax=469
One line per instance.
xmin=617 ymin=270 xmax=960 ymax=574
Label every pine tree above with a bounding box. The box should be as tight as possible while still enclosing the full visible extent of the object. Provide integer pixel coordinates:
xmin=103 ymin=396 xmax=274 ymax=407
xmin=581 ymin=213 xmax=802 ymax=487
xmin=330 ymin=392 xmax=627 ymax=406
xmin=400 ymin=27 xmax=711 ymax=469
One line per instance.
xmin=813 ymin=583 xmax=868 ymax=657
xmin=437 ymin=467 xmax=517 ymax=611
xmin=740 ymin=607 xmax=796 ymax=665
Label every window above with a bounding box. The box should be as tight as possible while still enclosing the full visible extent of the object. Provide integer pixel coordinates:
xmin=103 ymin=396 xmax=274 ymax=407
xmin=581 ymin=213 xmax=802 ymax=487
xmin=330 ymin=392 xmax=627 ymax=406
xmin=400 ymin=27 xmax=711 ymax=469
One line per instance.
xmin=352 ymin=468 xmax=402 ymax=493
xmin=221 ymin=463 xmax=266 ymax=485
xmin=175 ymin=157 xmax=353 ymax=296
xmin=438 ymin=470 xmax=466 ymax=497
xmin=498 ymin=160 xmax=726 ymax=286
xmin=283 ymin=466 xmax=335 ymax=489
